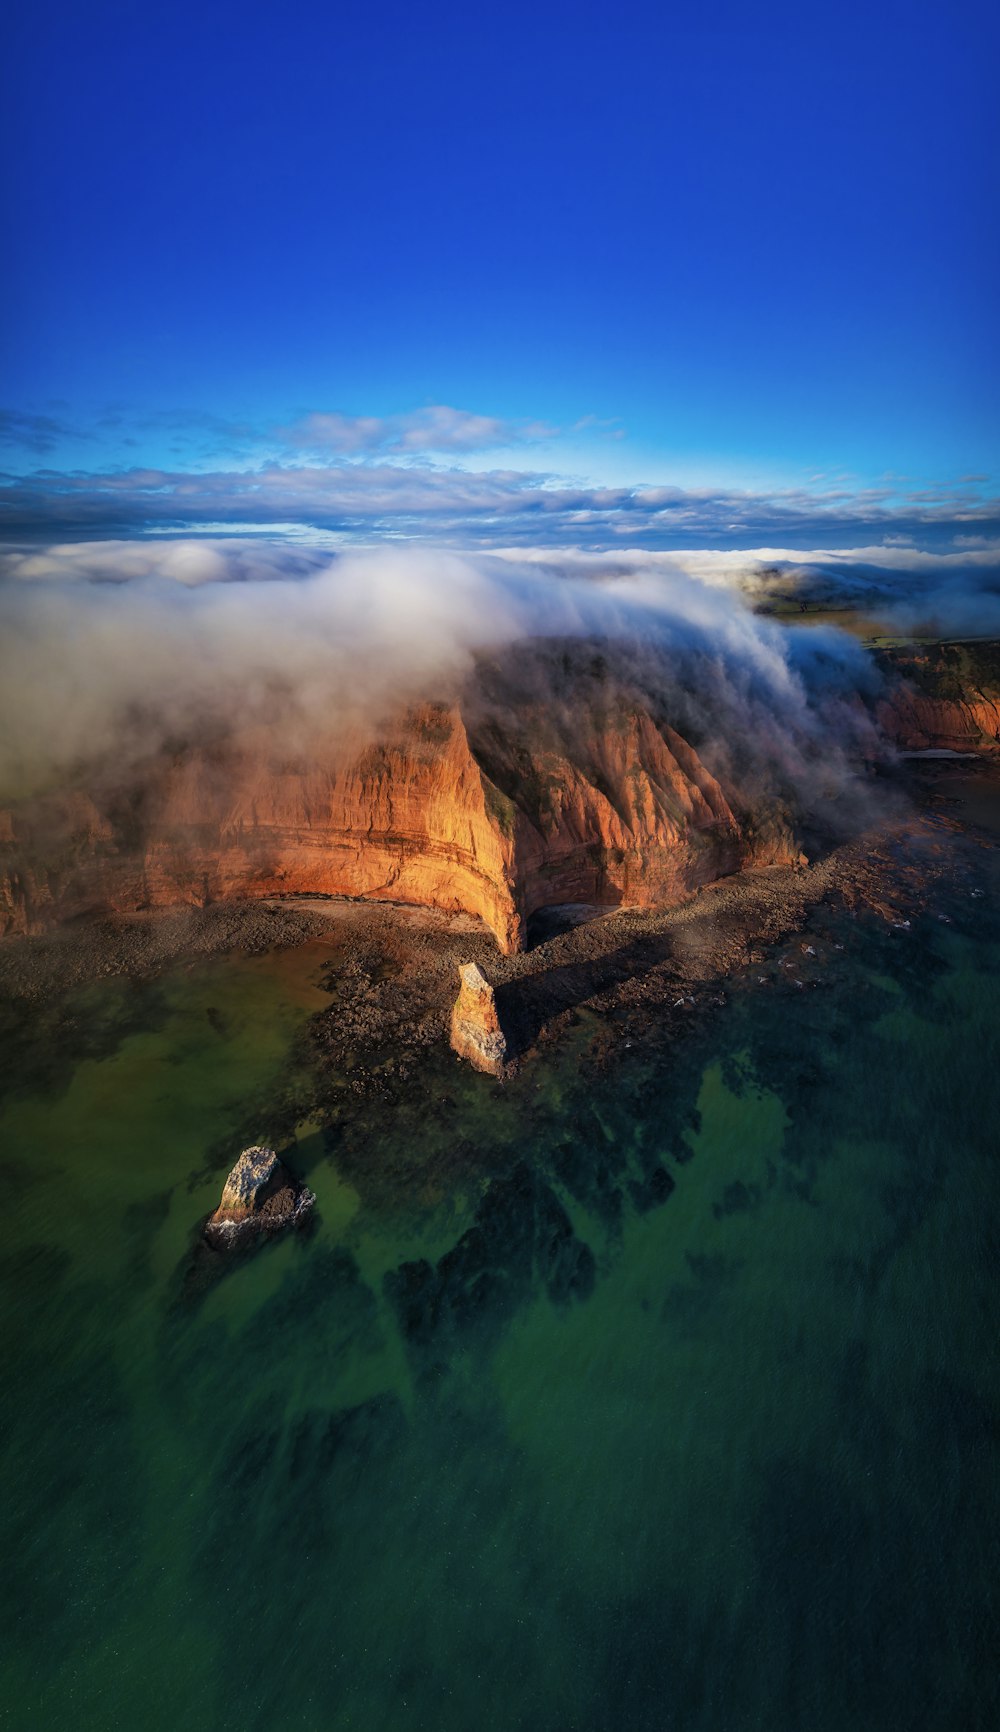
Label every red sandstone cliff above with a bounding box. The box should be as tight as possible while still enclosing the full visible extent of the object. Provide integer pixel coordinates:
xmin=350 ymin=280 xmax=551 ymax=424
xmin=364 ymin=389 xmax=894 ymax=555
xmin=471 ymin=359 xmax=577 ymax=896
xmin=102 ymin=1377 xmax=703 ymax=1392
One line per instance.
xmin=0 ymin=706 xmax=523 ymax=950
xmin=0 ymin=686 xmax=798 ymax=953
xmin=876 ymin=691 xmax=1000 ymax=752
xmin=6 ymin=636 xmax=997 ymax=954
xmin=874 ymin=642 xmax=1000 ymax=753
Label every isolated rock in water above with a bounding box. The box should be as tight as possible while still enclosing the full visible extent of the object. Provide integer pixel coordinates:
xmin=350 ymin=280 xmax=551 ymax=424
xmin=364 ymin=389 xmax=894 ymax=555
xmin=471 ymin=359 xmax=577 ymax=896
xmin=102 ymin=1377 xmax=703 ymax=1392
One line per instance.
xmin=450 ymin=963 xmax=509 ymax=1076
xmin=217 ymin=1144 xmax=281 ymax=1217
xmin=204 ymin=1144 xmax=315 ymax=1248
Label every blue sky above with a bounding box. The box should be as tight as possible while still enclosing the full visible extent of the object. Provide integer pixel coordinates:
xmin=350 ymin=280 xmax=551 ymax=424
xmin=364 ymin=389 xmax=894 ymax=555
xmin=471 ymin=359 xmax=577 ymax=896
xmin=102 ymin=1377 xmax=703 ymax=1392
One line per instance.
xmin=1 ymin=0 xmax=997 ymax=547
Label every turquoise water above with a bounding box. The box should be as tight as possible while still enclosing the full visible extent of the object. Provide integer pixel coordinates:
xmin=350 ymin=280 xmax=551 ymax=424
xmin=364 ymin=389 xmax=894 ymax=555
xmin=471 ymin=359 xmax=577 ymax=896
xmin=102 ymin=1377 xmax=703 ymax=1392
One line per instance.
xmin=2 ymin=835 xmax=999 ymax=1729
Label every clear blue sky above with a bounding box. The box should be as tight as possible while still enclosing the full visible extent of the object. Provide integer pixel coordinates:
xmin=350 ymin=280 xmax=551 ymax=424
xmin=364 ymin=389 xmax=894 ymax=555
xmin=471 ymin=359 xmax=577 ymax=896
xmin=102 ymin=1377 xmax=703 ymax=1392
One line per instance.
xmin=1 ymin=0 xmax=997 ymax=544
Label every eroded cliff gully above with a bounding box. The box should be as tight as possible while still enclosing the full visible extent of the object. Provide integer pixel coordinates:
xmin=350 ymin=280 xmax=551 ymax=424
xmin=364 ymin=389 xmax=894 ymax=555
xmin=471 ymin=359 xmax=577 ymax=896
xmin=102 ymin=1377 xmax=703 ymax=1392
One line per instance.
xmin=0 ymin=672 xmax=799 ymax=952
xmin=5 ymin=638 xmax=994 ymax=954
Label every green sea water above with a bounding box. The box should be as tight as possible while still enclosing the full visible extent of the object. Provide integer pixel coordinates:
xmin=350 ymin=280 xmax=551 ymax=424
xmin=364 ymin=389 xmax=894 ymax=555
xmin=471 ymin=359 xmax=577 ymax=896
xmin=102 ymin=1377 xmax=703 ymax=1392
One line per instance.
xmin=2 ymin=816 xmax=999 ymax=1729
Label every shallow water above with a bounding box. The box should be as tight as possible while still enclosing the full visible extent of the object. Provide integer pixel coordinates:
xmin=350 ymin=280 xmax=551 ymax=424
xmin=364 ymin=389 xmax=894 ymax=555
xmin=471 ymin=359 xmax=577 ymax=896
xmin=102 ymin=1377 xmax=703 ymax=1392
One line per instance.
xmin=2 ymin=822 xmax=999 ymax=1730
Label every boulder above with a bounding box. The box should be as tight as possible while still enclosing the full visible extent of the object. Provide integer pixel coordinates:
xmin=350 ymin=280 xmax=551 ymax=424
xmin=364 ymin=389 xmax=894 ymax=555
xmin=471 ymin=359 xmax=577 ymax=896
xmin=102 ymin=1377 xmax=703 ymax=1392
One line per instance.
xmin=449 ymin=963 xmax=510 ymax=1077
xmin=204 ymin=1144 xmax=315 ymax=1248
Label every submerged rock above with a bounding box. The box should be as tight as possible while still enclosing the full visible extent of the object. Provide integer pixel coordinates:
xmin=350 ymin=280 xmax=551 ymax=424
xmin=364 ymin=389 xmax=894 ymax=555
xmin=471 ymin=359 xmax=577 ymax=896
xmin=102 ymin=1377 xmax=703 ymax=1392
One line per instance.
xmin=449 ymin=962 xmax=510 ymax=1077
xmin=204 ymin=1144 xmax=315 ymax=1249
xmin=386 ymin=1160 xmax=595 ymax=1348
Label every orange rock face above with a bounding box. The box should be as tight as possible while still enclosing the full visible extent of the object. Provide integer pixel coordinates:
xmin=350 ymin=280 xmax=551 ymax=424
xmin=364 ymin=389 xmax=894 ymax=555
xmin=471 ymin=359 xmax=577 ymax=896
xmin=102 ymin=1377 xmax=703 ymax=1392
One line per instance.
xmin=874 ymin=642 xmax=1000 ymax=753
xmin=8 ymin=636 xmax=995 ymax=954
xmin=0 ymin=680 xmax=800 ymax=953
xmin=0 ymin=704 xmax=521 ymax=949
xmin=876 ymin=692 xmax=1000 ymax=752
xmin=449 ymin=964 xmax=510 ymax=1075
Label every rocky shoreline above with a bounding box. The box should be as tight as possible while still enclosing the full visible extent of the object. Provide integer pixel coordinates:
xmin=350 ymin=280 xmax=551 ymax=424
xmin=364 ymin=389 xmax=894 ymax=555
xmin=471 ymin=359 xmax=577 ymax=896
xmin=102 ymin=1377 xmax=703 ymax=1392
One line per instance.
xmin=0 ymin=898 xmax=346 ymax=1002
xmin=1 ymin=765 xmax=996 ymax=1099
xmin=311 ymin=767 xmax=996 ymax=1092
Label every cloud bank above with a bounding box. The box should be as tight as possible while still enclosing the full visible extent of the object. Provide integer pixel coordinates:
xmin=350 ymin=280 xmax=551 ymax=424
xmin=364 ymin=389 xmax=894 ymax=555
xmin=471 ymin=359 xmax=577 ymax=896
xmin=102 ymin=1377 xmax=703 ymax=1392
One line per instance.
xmin=0 ymin=541 xmax=886 ymax=841
xmin=0 ymin=398 xmax=995 ymax=551
xmin=1 ymin=459 xmax=995 ymax=550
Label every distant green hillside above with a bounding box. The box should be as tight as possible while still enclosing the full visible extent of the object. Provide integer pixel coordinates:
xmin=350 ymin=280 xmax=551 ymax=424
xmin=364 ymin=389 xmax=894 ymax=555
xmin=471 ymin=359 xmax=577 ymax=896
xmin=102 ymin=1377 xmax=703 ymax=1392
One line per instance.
xmin=874 ymin=639 xmax=1000 ymax=701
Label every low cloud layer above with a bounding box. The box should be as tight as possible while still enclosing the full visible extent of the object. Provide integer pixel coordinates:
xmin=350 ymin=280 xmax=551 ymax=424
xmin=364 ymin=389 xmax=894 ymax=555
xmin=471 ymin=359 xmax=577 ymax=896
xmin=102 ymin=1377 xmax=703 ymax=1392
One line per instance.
xmin=1 ymin=453 xmax=996 ymax=553
xmin=0 ymin=540 xmax=886 ymax=839
xmin=5 ymin=535 xmax=999 ymax=631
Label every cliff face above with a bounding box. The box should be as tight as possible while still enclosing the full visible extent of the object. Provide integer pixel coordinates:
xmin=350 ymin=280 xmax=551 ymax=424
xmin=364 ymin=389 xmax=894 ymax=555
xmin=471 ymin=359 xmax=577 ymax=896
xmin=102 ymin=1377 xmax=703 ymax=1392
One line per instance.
xmin=875 ymin=642 xmax=1000 ymax=752
xmin=876 ymin=691 xmax=1000 ymax=751
xmin=6 ymin=633 xmax=997 ymax=955
xmin=470 ymin=698 xmax=795 ymax=925
xmin=0 ymin=668 xmax=800 ymax=953
xmin=0 ymin=704 xmax=524 ymax=950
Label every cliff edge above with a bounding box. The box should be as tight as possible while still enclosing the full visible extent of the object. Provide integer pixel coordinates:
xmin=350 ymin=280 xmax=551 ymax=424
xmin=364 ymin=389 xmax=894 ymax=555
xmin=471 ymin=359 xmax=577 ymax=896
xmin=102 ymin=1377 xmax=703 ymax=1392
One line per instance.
xmin=0 ymin=653 xmax=800 ymax=951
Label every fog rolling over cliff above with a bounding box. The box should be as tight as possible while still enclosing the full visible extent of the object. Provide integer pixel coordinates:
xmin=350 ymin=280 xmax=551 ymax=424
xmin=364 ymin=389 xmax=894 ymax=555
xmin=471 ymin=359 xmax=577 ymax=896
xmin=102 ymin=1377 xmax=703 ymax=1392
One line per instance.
xmin=0 ymin=541 xmax=954 ymax=950
xmin=0 ymin=541 xmax=886 ymax=791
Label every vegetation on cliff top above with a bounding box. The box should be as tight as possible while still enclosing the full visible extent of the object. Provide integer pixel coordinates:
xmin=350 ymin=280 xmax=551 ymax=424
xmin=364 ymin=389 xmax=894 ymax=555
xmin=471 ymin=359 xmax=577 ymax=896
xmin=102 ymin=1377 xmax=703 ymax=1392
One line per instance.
xmin=875 ymin=640 xmax=1000 ymax=702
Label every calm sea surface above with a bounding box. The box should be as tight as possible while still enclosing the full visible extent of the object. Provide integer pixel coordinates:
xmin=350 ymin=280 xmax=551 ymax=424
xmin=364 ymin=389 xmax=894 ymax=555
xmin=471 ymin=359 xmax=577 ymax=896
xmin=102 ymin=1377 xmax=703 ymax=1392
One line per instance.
xmin=3 ymin=787 xmax=998 ymax=1730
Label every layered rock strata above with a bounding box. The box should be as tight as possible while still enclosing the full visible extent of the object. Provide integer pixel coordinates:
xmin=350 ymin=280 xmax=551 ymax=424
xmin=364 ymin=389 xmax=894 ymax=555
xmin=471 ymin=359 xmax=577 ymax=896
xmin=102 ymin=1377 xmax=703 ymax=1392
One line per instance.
xmin=449 ymin=963 xmax=510 ymax=1076
xmin=16 ymin=635 xmax=992 ymax=954
xmin=204 ymin=1144 xmax=315 ymax=1248
xmin=876 ymin=642 xmax=1000 ymax=752
xmin=0 ymin=686 xmax=799 ymax=953
xmin=877 ymin=691 xmax=1000 ymax=752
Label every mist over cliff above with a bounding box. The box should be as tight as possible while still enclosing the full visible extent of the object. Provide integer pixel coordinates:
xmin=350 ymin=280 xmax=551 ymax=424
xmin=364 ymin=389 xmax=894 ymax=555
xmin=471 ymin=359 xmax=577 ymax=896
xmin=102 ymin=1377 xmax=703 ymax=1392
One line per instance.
xmin=10 ymin=536 xmax=1000 ymax=949
xmin=0 ymin=539 xmax=884 ymax=819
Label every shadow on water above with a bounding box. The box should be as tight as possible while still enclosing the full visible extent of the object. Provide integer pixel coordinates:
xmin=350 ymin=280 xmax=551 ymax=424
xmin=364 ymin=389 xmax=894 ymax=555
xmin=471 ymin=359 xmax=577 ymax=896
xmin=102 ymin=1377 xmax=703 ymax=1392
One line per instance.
xmin=385 ymin=1160 xmax=596 ymax=1371
xmin=495 ymin=929 xmax=677 ymax=1054
xmin=0 ymin=972 xmax=173 ymax=1106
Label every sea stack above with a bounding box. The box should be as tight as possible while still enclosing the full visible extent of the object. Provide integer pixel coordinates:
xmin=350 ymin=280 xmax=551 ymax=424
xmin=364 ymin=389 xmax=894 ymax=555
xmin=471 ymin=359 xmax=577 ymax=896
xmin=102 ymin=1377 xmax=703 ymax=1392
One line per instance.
xmin=449 ymin=962 xmax=510 ymax=1077
xmin=204 ymin=1144 xmax=315 ymax=1248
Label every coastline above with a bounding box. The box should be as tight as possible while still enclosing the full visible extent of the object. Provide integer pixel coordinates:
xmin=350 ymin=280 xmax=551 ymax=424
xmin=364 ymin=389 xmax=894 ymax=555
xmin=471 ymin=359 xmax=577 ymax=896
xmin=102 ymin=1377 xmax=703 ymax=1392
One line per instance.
xmin=3 ymin=762 xmax=995 ymax=1094
xmin=3 ymin=764 xmax=998 ymax=1732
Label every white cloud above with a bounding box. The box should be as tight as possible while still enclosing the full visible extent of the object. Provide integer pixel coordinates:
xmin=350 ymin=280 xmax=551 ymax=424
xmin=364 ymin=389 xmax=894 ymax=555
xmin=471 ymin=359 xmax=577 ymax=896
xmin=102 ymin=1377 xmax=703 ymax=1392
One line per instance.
xmin=0 ymin=449 xmax=997 ymax=554
xmin=0 ymin=540 xmax=884 ymax=825
xmin=276 ymin=405 xmax=556 ymax=455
